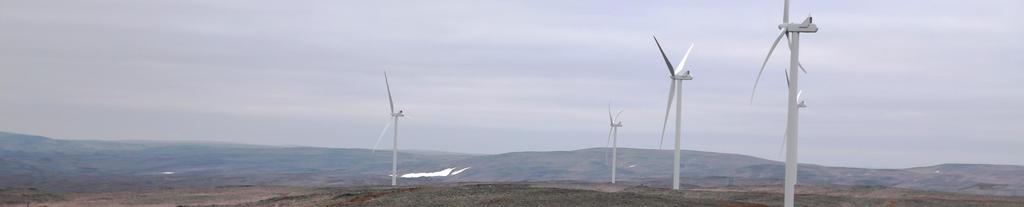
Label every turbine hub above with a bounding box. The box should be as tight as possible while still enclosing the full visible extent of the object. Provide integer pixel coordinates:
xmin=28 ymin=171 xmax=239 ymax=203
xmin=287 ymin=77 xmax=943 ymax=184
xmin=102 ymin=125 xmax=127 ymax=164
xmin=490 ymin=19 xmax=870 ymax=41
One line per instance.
xmin=392 ymin=111 xmax=405 ymax=117
xmin=798 ymin=101 xmax=807 ymax=108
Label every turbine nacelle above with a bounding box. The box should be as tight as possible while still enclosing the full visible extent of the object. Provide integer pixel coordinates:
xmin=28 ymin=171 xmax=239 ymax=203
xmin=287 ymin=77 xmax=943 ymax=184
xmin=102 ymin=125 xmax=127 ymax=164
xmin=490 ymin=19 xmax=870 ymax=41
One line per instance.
xmin=672 ymin=70 xmax=693 ymax=80
xmin=779 ymin=16 xmax=818 ymax=33
xmin=607 ymin=106 xmax=624 ymax=127
xmin=392 ymin=110 xmax=405 ymax=117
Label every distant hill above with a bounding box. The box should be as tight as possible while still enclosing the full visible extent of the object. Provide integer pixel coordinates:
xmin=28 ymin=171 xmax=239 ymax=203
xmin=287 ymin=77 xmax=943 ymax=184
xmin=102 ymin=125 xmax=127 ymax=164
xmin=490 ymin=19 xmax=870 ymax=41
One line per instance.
xmin=1 ymin=131 xmax=1021 ymax=196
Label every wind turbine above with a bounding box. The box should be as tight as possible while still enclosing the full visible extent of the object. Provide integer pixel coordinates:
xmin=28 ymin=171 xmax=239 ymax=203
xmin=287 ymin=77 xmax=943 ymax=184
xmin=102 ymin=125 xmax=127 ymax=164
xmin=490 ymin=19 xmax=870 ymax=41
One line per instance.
xmin=606 ymin=104 xmax=623 ymax=183
xmin=652 ymin=36 xmax=694 ymax=190
xmin=372 ymin=71 xmax=405 ymax=186
xmin=750 ymin=0 xmax=818 ymax=206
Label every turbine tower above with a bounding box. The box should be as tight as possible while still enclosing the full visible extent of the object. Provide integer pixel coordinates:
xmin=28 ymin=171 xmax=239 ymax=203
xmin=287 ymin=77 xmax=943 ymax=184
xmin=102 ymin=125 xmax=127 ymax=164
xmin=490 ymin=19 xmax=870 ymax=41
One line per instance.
xmin=606 ymin=104 xmax=623 ymax=183
xmin=373 ymin=71 xmax=405 ymax=186
xmin=652 ymin=36 xmax=694 ymax=190
xmin=750 ymin=0 xmax=818 ymax=206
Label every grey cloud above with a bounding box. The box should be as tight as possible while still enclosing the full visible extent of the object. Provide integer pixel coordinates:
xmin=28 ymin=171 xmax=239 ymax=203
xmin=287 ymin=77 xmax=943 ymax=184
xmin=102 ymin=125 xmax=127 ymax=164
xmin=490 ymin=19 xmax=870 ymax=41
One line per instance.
xmin=0 ymin=0 xmax=1021 ymax=168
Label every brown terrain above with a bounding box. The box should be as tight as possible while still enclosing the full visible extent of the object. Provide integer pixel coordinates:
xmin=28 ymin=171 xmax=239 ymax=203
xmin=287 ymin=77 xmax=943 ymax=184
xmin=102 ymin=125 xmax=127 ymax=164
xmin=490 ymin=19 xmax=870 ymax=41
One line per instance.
xmin=4 ymin=183 xmax=1024 ymax=207
xmin=3 ymin=132 xmax=1023 ymax=206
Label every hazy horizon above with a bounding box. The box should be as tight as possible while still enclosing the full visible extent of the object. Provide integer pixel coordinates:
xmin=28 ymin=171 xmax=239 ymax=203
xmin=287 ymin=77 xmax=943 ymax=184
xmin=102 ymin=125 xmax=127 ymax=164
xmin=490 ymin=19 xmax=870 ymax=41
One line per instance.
xmin=5 ymin=129 xmax=1016 ymax=170
xmin=1 ymin=0 xmax=1022 ymax=169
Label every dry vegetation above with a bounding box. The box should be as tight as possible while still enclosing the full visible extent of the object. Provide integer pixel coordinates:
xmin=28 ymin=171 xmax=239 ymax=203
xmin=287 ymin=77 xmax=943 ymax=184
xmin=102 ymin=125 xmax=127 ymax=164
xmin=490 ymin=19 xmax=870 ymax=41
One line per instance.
xmin=2 ymin=186 xmax=309 ymax=207
xmin=6 ymin=183 xmax=1024 ymax=207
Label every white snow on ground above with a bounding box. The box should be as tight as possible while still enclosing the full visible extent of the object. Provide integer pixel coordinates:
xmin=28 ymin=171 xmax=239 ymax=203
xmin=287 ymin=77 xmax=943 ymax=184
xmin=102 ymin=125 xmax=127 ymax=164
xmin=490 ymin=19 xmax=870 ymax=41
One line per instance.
xmin=401 ymin=167 xmax=472 ymax=178
xmin=401 ymin=168 xmax=455 ymax=178
xmin=451 ymin=167 xmax=471 ymax=175
xmin=161 ymin=171 xmax=175 ymax=175
xmin=627 ymin=165 xmax=636 ymax=168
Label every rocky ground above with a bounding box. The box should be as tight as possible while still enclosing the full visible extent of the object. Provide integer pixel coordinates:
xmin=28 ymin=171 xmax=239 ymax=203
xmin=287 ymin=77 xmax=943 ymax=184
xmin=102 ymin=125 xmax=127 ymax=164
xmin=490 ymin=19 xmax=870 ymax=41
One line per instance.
xmin=5 ymin=183 xmax=1024 ymax=207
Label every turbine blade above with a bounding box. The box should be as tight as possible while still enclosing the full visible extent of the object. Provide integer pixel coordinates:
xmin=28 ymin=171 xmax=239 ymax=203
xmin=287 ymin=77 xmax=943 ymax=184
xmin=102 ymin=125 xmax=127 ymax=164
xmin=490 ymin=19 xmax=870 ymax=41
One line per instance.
xmin=783 ymin=0 xmax=790 ymax=23
xmin=608 ymin=103 xmax=613 ymax=124
xmin=384 ymin=71 xmax=395 ymax=114
xmin=606 ymin=127 xmax=613 ymax=162
xmin=778 ymin=133 xmax=787 ymax=158
xmin=750 ymin=29 xmax=787 ymax=104
xmin=674 ymin=43 xmax=695 ymax=75
xmin=607 ymin=127 xmax=614 ymax=147
xmin=614 ymin=110 xmax=624 ymax=122
xmin=784 ymin=69 xmax=790 ymax=88
xmin=659 ymin=80 xmax=677 ymax=150
xmin=798 ymin=90 xmax=804 ymax=100
xmin=782 ymin=33 xmax=808 ymax=74
xmin=372 ymin=118 xmax=394 ymax=153
xmin=785 ymin=32 xmax=792 ymax=48
xmin=782 ymin=32 xmax=806 ymax=75
xmin=653 ymin=35 xmax=676 ymax=75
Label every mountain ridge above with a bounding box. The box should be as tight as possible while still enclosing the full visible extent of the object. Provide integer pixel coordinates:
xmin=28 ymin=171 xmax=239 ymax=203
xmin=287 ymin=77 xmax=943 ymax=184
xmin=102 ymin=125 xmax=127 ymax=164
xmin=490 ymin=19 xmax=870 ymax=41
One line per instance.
xmin=3 ymin=131 xmax=1012 ymax=170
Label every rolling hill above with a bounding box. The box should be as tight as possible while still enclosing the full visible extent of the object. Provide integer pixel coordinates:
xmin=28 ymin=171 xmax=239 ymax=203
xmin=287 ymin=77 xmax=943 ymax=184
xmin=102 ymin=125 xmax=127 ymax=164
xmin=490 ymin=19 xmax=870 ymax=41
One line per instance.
xmin=1 ymin=131 xmax=1021 ymax=196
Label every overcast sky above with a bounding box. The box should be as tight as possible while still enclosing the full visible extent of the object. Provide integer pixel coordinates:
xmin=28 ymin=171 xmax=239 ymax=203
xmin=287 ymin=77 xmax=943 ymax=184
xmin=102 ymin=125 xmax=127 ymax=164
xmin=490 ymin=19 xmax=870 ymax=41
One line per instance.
xmin=1 ymin=0 xmax=1021 ymax=169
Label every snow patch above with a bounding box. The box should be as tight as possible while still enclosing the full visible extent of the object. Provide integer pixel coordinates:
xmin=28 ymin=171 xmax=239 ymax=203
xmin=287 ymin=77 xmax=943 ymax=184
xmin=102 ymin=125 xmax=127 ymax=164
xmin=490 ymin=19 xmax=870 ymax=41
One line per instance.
xmin=161 ymin=171 xmax=175 ymax=175
xmin=401 ymin=167 xmax=472 ymax=178
xmin=401 ymin=168 xmax=455 ymax=178
xmin=451 ymin=167 xmax=471 ymax=175
xmin=627 ymin=165 xmax=636 ymax=168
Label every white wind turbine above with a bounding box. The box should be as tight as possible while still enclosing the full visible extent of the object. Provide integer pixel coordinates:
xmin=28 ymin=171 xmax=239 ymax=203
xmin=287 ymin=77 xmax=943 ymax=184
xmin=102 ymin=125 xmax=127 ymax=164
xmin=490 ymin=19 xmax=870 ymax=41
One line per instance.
xmin=372 ymin=71 xmax=405 ymax=186
xmin=653 ymin=36 xmax=694 ymax=190
xmin=605 ymin=104 xmax=623 ymax=183
xmin=749 ymin=0 xmax=818 ymax=206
